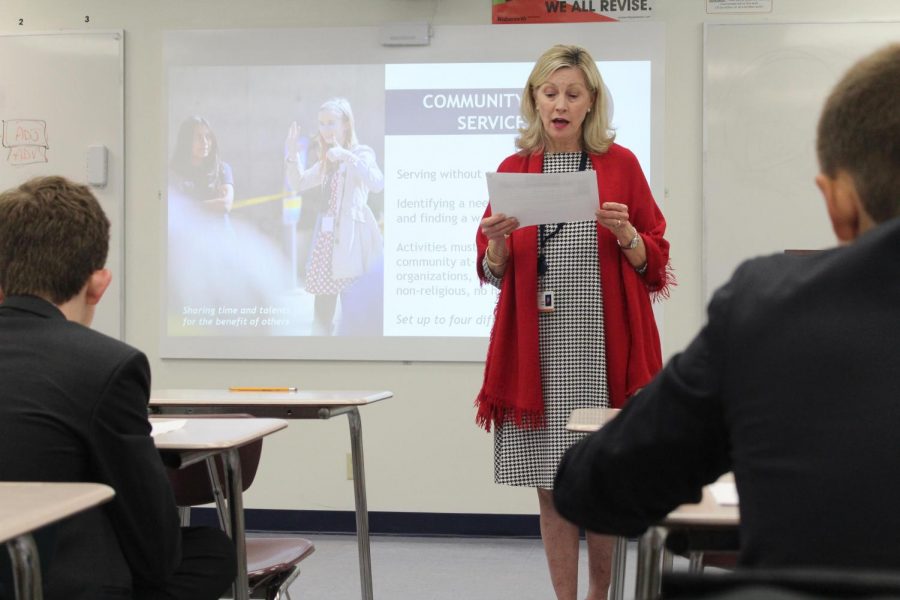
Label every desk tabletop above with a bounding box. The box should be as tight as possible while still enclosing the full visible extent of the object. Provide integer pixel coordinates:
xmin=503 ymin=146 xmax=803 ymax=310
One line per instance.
xmin=150 ymin=417 xmax=288 ymax=451
xmin=566 ymin=408 xmax=621 ymax=432
xmin=664 ymin=490 xmax=739 ymax=526
xmin=151 ymin=388 xmax=392 ymax=408
xmin=0 ymin=482 xmax=114 ymax=544
xmin=665 ymin=474 xmax=739 ymax=527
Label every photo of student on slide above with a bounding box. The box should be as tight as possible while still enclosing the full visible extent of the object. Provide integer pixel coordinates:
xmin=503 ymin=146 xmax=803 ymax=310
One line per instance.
xmin=167 ymin=115 xmax=242 ymax=314
xmin=170 ymin=115 xmax=235 ymax=219
xmin=284 ymin=97 xmax=385 ymax=336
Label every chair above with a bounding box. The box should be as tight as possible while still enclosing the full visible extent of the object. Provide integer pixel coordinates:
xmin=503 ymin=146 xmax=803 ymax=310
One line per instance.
xmin=165 ymin=415 xmax=315 ymax=600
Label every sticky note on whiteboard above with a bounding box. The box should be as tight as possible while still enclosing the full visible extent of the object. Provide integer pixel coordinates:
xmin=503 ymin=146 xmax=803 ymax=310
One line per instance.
xmin=86 ymin=145 xmax=108 ymax=187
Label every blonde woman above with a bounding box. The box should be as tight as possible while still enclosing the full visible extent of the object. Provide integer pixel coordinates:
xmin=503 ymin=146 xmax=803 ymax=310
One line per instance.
xmin=475 ymin=45 xmax=673 ymax=600
xmin=285 ymin=98 xmax=384 ymax=335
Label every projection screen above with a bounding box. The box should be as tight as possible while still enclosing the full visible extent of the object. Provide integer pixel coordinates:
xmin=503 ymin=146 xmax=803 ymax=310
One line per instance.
xmin=161 ymin=23 xmax=665 ymax=361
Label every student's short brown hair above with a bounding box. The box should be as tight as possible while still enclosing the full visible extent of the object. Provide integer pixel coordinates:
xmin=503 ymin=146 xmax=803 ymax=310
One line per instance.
xmin=817 ymin=43 xmax=900 ymax=223
xmin=0 ymin=176 xmax=109 ymax=304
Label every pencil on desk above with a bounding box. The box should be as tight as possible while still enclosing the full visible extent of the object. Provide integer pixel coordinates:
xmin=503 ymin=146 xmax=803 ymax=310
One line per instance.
xmin=228 ymin=386 xmax=298 ymax=392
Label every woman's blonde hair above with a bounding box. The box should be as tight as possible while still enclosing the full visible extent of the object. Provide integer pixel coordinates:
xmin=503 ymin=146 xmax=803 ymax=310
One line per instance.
xmin=516 ymin=44 xmax=615 ymax=154
xmin=316 ymin=97 xmax=359 ymax=162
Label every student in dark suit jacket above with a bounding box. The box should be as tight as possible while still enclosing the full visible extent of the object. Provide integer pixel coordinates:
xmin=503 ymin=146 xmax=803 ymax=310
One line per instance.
xmin=0 ymin=176 xmax=235 ymax=599
xmin=554 ymin=43 xmax=900 ymax=570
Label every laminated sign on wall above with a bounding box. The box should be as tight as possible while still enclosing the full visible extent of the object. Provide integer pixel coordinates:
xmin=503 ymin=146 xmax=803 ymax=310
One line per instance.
xmin=706 ymin=0 xmax=772 ymax=14
xmin=492 ymin=0 xmax=653 ymax=24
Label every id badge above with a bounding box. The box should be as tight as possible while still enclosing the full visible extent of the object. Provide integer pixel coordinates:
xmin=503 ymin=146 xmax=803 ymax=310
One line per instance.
xmin=538 ymin=290 xmax=555 ymax=313
xmin=321 ymin=216 xmax=335 ymax=233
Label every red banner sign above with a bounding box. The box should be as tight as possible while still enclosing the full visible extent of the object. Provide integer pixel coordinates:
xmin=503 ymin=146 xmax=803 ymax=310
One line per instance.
xmin=492 ymin=0 xmax=653 ymax=24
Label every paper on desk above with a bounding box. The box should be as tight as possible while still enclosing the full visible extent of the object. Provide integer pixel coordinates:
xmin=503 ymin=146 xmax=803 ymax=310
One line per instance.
xmin=486 ymin=170 xmax=599 ymax=227
xmin=709 ymin=481 xmax=739 ymax=506
xmin=150 ymin=419 xmax=186 ymax=438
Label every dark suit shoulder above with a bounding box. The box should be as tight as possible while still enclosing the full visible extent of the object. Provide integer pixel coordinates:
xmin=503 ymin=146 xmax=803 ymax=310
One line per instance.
xmin=726 ymin=218 xmax=900 ymax=315
xmin=0 ymin=295 xmax=142 ymax=367
xmin=56 ymin=318 xmax=144 ymax=365
xmin=0 ymin=299 xmax=148 ymax=414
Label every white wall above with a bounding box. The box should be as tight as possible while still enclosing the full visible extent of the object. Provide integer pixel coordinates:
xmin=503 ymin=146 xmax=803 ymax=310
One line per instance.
xmin=3 ymin=0 xmax=898 ymax=515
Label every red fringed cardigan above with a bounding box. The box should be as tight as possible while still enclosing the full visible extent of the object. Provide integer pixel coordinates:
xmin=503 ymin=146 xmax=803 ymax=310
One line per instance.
xmin=475 ymin=145 xmax=674 ymax=431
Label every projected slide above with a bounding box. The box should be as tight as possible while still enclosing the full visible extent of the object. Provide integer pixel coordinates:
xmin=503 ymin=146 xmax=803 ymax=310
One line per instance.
xmin=162 ymin=24 xmax=664 ymax=361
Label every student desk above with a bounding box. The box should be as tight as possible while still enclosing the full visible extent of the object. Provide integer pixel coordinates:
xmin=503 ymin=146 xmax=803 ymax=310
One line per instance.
xmin=149 ymin=389 xmax=391 ymax=600
xmin=151 ymin=416 xmax=288 ymax=600
xmin=565 ymin=408 xmax=739 ymax=600
xmin=634 ymin=476 xmax=739 ymax=600
xmin=0 ymin=482 xmax=114 ymax=600
xmin=566 ymin=407 xmax=621 ymax=432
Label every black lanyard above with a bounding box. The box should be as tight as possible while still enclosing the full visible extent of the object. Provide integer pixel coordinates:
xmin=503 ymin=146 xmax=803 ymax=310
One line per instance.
xmin=537 ymin=151 xmax=589 ymax=277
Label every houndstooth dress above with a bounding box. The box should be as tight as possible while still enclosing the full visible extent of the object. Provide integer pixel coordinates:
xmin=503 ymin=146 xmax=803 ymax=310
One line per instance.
xmin=484 ymin=152 xmax=609 ymax=489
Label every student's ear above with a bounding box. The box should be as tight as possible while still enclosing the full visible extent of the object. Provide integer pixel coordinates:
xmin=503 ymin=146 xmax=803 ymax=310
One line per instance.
xmin=85 ymin=268 xmax=112 ymax=306
xmin=817 ymin=171 xmax=860 ymax=244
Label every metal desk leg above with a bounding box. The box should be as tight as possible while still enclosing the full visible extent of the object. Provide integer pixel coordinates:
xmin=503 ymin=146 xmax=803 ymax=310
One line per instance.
xmin=206 ymin=457 xmax=230 ymax=534
xmin=7 ymin=534 xmax=42 ymax=600
xmin=347 ymin=407 xmax=374 ymax=600
xmin=222 ymin=448 xmax=249 ymax=600
xmin=688 ymin=551 xmax=705 ymax=573
xmin=662 ymin=548 xmax=674 ymax=573
xmin=609 ymin=536 xmax=628 ymax=600
xmin=635 ymin=526 xmax=666 ymax=600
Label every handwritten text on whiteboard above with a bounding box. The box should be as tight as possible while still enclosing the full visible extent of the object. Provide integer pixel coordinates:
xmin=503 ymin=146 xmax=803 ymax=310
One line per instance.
xmin=2 ymin=119 xmax=49 ymax=166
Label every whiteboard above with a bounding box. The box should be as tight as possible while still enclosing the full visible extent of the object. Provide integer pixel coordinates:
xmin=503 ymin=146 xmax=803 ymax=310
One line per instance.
xmin=0 ymin=31 xmax=124 ymax=339
xmin=702 ymin=22 xmax=900 ymax=303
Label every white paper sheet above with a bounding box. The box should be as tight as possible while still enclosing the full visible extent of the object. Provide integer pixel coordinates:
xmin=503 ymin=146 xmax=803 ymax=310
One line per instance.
xmin=486 ymin=170 xmax=599 ymax=227
xmin=709 ymin=481 xmax=739 ymax=506
xmin=150 ymin=419 xmax=187 ymax=438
